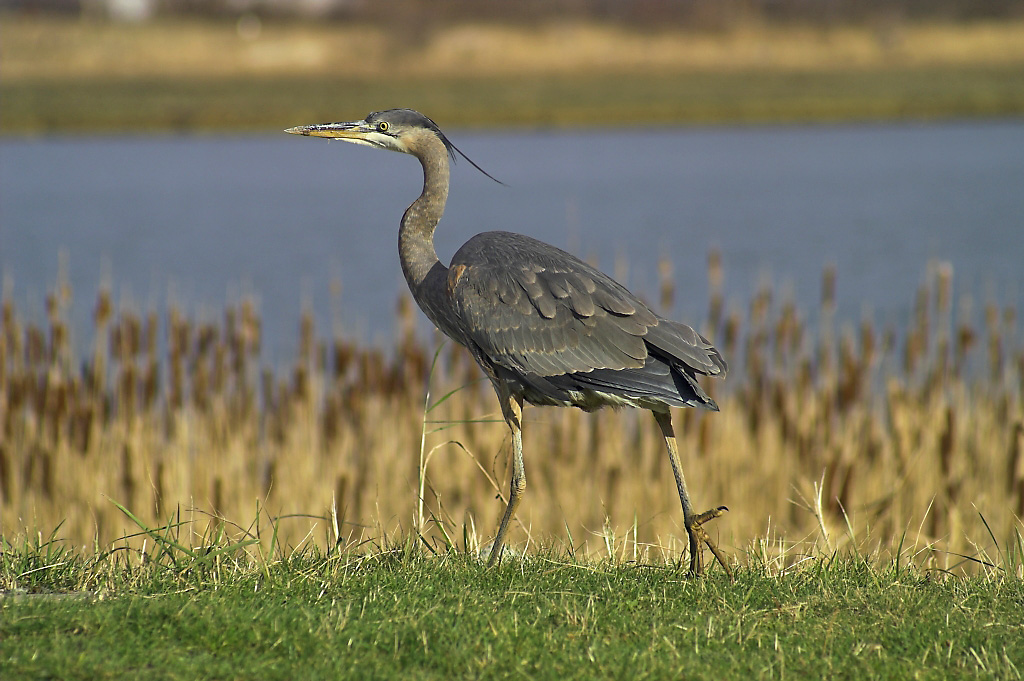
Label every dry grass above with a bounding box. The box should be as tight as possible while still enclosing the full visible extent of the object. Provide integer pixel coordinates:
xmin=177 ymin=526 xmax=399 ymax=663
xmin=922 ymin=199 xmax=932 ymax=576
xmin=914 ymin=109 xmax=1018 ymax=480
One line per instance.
xmin=4 ymin=15 xmax=1024 ymax=83
xmin=6 ymin=15 xmax=1024 ymax=134
xmin=2 ymin=254 xmax=1022 ymax=574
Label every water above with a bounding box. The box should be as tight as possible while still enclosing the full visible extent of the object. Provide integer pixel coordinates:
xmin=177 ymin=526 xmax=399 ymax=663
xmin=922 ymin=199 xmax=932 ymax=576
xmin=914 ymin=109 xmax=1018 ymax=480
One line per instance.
xmin=2 ymin=121 xmax=1022 ymax=364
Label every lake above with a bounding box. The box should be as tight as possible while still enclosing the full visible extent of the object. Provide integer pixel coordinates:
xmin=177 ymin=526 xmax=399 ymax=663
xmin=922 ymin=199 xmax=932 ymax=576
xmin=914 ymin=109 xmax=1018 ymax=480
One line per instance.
xmin=2 ymin=120 xmax=1022 ymax=364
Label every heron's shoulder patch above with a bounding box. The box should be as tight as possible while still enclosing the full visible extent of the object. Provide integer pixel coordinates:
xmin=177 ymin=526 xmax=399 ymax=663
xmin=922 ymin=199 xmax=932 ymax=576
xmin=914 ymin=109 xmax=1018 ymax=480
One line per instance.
xmin=447 ymin=263 xmax=470 ymax=297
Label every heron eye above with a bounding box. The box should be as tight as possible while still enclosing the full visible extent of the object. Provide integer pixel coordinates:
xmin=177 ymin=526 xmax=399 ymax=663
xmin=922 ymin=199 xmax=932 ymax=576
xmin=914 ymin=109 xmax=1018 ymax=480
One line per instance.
xmin=377 ymin=121 xmax=390 ymax=132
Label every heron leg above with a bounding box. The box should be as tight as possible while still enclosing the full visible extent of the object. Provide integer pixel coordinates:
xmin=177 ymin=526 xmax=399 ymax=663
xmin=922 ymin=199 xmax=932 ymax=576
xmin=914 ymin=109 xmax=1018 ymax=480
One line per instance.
xmin=487 ymin=389 xmax=525 ymax=567
xmin=653 ymin=410 xmax=731 ymax=578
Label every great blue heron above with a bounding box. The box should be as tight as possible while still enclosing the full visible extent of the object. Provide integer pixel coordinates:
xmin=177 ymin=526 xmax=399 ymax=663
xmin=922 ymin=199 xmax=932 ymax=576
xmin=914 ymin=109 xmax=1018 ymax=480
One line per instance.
xmin=286 ymin=109 xmax=730 ymax=576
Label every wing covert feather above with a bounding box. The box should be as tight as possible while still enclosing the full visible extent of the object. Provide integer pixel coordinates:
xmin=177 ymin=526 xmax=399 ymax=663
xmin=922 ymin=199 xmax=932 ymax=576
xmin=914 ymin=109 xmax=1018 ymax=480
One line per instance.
xmin=448 ymin=232 xmax=654 ymax=376
xmin=446 ymin=231 xmax=725 ymax=387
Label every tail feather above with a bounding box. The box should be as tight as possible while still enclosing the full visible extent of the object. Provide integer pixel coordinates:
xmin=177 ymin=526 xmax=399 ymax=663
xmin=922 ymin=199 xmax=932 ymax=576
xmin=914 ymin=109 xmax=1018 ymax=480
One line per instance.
xmin=548 ymin=354 xmax=718 ymax=410
xmin=645 ymin=319 xmax=727 ymax=377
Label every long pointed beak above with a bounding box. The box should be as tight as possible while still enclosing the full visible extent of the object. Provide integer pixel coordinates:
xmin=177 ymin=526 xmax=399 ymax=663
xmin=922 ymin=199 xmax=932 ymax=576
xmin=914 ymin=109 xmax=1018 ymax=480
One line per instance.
xmin=284 ymin=120 xmax=372 ymax=139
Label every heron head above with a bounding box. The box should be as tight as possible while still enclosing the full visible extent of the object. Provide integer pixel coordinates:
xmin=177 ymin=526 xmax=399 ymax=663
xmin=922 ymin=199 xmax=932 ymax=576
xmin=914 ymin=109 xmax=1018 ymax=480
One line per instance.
xmin=285 ymin=108 xmax=502 ymax=183
xmin=285 ymin=109 xmax=449 ymax=156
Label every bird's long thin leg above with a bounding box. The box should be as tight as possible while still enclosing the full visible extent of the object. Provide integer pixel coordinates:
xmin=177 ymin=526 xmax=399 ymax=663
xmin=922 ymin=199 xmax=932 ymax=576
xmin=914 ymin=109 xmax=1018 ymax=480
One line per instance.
xmin=487 ymin=389 xmax=525 ymax=566
xmin=653 ymin=410 xmax=731 ymax=578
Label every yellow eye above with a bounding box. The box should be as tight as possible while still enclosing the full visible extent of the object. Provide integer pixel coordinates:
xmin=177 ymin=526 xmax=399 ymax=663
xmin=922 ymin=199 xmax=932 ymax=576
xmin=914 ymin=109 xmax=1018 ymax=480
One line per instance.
xmin=377 ymin=121 xmax=390 ymax=132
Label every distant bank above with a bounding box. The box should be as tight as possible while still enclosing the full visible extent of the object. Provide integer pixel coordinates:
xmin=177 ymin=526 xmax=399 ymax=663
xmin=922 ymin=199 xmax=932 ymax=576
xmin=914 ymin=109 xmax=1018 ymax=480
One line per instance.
xmin=3 ymin=16 xmax=1024 ymax=132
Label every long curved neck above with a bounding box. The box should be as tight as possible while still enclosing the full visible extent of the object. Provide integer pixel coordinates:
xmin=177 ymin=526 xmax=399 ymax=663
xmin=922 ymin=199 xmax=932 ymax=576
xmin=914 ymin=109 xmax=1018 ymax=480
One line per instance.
xmin=399 ymin=135 xmax=450 ymax=291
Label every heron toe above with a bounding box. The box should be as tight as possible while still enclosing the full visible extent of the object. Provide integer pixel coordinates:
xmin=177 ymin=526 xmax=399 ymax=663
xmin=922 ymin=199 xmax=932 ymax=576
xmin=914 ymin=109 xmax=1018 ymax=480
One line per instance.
xmin=687 ymin=505 xmax=731 ymax=579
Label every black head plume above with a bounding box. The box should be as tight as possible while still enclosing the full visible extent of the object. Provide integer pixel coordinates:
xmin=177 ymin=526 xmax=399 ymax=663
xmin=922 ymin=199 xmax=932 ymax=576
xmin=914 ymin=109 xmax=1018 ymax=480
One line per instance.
xmin=367 ymin=109 xmax=504 ymax=186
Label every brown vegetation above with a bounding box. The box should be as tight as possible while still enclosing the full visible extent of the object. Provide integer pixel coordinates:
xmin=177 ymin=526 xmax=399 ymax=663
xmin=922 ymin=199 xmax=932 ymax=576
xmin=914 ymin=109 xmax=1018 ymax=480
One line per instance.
xmin=5 ymin=15 xmax=1024 ymax=83
xmin=5 ymin=15 xmax=1024 ymax=133
xmin=2 ymin=255 xmax=1021 ymax=572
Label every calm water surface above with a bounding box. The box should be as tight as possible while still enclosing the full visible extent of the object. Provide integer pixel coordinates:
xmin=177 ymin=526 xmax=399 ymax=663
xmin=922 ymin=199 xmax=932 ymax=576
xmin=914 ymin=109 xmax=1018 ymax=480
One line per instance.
xmin=2 ymin=121 xmax=1022 ymax=364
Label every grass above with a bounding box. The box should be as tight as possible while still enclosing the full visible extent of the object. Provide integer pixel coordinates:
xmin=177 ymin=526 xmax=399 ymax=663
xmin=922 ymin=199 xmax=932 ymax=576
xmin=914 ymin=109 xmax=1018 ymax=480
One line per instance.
xmin=2 ymin=255 xmax=1023 ymax=572
xmin=3 ymin=519 xmax=1024 ymax=680
xmin=8 ymin=16 xmax=1024 ymax=80
xmin=4 ymin=16 xmax=1024 ymax=132
xmin=6 ymin=66 xmax=1024 ymax=134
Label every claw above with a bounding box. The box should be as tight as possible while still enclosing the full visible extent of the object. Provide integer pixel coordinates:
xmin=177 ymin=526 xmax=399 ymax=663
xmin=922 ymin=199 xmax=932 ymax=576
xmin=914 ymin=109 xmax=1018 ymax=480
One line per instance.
xmin=686 ymin=506 xmax=732 ymax=580
xmin=692 ymin=506 xmax=728 ymax=526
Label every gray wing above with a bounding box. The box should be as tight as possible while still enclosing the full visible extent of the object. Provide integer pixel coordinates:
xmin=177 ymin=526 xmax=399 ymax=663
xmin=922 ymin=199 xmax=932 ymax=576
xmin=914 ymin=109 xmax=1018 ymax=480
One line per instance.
xmin=446 ymin=231 xmax=725 ymax=382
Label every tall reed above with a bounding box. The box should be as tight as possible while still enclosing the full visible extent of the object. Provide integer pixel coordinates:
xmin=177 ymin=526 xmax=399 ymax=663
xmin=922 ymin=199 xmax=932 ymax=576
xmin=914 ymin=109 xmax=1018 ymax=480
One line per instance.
xmin=1 ymin=255 xmax=1021 ymax=571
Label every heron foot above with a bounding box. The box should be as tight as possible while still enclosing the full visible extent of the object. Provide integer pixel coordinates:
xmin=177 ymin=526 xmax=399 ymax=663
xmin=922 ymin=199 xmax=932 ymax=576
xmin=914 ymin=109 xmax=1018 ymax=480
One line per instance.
xmin=686 ymin=505 xmax=731 ymax=579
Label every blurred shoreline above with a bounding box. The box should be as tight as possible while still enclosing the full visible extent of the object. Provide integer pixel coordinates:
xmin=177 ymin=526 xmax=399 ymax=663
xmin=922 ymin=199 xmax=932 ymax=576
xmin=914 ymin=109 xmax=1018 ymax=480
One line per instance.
xmin=4 ymin=15 xmax=1024 ymax=132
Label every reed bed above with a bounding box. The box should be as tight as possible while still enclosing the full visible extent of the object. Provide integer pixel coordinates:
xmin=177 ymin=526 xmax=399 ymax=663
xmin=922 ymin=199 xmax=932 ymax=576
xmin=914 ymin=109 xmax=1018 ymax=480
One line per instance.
xmin=1 ymin=254 xmax=1021 ymax=572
